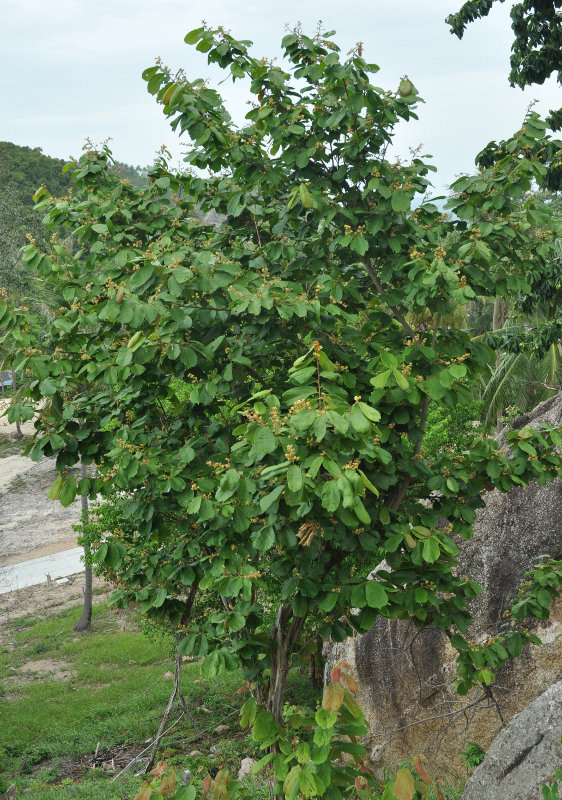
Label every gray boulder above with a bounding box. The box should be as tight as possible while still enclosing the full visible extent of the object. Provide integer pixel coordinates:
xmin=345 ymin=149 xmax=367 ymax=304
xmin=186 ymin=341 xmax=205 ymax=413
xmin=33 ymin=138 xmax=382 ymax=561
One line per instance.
xmin=463 ymin=680 xmax=562 ymax=800
xmin=325 ymin=393 xmax=562 ymax=775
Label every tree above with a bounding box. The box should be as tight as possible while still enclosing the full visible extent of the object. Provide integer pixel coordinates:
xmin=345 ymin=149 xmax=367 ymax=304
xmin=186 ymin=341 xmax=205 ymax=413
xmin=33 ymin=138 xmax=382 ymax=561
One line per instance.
xmin=446 ymin=0 xmax=562 ymax=89
xmin=4 ymin=28 xmax=562 ymax=790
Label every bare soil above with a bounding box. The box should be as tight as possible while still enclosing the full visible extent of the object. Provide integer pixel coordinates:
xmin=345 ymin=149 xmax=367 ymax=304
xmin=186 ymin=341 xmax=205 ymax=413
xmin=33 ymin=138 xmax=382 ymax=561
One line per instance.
xmin=0 ymin=575 xmax=110 ymax=634
xmin=0 ymin=402 xmax=83 ymax=565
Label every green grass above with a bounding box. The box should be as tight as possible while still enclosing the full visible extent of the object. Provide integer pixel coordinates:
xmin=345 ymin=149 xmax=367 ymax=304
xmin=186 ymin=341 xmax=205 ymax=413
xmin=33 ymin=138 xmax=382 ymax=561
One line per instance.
xmin=0 ymin=601 xmax=262 ymax=798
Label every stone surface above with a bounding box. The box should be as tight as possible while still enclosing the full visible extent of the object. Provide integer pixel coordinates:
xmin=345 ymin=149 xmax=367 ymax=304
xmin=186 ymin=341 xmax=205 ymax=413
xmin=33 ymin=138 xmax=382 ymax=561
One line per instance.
xmin=325 ymin=393 xmax=562 ymax=776
xmin=238 ymin=758 xmax=257 ymax=779
xmin=463 ymin=680 xmax=562 ymax=800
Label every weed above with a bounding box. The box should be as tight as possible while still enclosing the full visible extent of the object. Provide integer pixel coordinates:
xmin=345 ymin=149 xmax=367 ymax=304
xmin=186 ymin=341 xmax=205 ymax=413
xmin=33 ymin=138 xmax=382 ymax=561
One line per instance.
xmin=461 ymin=740 xmax=485 ymax=770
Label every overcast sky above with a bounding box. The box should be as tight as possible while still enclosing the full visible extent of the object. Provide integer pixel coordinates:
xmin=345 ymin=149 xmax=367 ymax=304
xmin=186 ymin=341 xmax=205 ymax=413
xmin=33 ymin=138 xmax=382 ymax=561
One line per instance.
xmin=2 ymin=0 xmax=560 ymax=192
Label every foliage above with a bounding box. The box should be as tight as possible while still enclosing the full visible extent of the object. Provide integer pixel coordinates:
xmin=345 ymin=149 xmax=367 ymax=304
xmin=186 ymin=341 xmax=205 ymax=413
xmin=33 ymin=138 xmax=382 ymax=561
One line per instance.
xmin=131 ymin=664 xmax=454 ymax=800
xmin=541 ymin=743 xmax=562 ymax=800
xmin=446 ymin=1 xmax=562 ymax=90
xmin=423 ymin=394 xmax=482 ymax=460
xmin=460 ymin=741 xmax=485 ymax=770
xmin=4 ymin=26 xmax=562 ymax=753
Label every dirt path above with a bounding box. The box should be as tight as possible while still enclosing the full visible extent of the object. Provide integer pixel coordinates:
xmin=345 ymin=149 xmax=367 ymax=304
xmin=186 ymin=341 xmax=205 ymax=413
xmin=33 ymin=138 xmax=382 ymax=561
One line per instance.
xmin=0 ymin=404 xmax=115 ymax=631
xmin=0 ymin=401 xmax=83 ymax=566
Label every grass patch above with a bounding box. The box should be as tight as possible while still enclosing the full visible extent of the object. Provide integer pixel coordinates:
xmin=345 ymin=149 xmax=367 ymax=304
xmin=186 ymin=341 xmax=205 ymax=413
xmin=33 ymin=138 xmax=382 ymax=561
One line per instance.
xmin=0 ymin=600 xmax=260 ymax=798
xmin=0 ymin=601 xmax=323 ymax=798
xmin=0 ymin=436 xmax=28 ymax=458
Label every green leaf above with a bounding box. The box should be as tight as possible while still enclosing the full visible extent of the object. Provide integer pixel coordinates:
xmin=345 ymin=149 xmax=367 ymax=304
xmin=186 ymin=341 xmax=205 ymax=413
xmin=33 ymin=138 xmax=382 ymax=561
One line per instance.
xmin=47 ymin=475 xmax=64 ymax=500
xmin=184 ymin=27 xmax=205 ymax=44
xmin=358 ymin=470 xmax=379 ymax=496
xmin=327 ymin=410 xmax=348 ymax=434
xmin=59 ymin=477 xmax=77 ymax=507
xmin=358 ymin=401 xmax=381 ymax=421
xmin=446 ymin=476 xmax=459 ymax=493
xmin=250 ymin=752 xmax=275 ymax=774
xmin=350 ymin=584 xmax=366 ymax=608
xmin=152 ymin=588 xmax=167 ymax=608
xmin=518 ymin=440 xmax=537 ymax=456
xmin=349 ymin=404 xmax=371 ymax=433
xmin=321 ymin=481 xmax=341 ymax=513
xmin=393 ymin=368 xmax=409 ymax=390
xmin=422 ymin=538 xmax=440 ymax=563
xmin=365 ymin=581 xmax=388 ymax=609
xmin=253 ymin=710 xmax=277 ymax=742
xmin=38 ymin=378 xmax=57 ymax=396
xmin=318 ymin=592 xmax=339 ymax=612
xmin=370 ymin=369 xmax=391 ymax=389
xmin=260 ymin=485 xmax=284 ymax=512
xmin=251 ymin=526 xmax=275 ymax=550
xmin=287 ymin=465 xmax=303 ymax=493
xmin=390 ymin=189 xmax=411 ymax=213
xmin=299 ymin=183 xmax=314 ymax=209
xmin=284 ymin=766 xmax=301 ymax=800
xmin=253 ymin=427 xmax=277 ymax=456
xmin=299 ymin=769 xmax=317 ymax=798
xmin=174 ymin=788 xmax=196 ymax=800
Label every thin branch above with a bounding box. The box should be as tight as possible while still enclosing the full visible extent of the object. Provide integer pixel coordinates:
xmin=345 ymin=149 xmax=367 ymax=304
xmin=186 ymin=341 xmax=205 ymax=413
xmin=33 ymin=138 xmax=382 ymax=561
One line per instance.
xmin=362 ymin=257 xmax=414 ymax=334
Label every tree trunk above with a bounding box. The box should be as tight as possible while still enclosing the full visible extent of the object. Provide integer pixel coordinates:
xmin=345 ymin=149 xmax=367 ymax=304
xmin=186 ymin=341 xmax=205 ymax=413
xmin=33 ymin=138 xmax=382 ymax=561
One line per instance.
xmin=11 ymin=371 xmax=23 ymax=440
xmin=266 ymin=604 xmax=307 ymax=723
xmin=74 ymin=461 xmax=92 ymax=632
xmin=493 ymin=299 xmax=504 ymax=433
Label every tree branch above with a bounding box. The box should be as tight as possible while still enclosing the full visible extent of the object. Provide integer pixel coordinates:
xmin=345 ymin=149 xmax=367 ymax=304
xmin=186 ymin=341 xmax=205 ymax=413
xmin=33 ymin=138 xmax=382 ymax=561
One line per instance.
xmin=363 ymin=257 xmax=414 ymax=334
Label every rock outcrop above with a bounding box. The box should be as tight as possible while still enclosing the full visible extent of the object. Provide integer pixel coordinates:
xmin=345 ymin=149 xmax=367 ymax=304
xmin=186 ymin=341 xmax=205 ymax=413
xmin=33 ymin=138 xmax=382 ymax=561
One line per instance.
xmin=463 ymin=680 xmax=562 ymax=800
xmin=325 ymin=394 xmax=562 ymax=776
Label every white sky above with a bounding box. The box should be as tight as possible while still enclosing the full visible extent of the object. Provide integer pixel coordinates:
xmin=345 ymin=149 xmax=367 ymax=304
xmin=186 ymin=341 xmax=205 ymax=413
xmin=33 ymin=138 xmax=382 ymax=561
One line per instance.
xmin=2 ymin=0 xmax=560 ymax=192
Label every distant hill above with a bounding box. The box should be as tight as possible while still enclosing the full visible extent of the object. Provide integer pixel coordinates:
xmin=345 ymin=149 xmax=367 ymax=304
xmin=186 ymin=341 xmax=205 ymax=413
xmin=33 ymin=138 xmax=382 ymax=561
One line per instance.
xmin=0 ymin=142 xmax=149 ymax=311
xmin=0 ymin=141 xmax=149 ymax=206
xmin=0 ymin=142 xmax=71 ymax=205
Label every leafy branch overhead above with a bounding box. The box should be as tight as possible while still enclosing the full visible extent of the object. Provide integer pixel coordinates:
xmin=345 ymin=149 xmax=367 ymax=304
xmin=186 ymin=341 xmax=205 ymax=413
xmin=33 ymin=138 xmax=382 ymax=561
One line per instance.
xmin=447 ymin=0 xmax=562 ymax=89
xmin=3 ymin=27 xmax=562 ymax=786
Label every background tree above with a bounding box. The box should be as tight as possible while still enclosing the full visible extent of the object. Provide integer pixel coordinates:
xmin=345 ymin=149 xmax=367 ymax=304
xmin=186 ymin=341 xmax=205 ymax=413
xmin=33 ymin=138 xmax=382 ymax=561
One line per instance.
xmin=447 ymin=0 xmax=562 ymax=88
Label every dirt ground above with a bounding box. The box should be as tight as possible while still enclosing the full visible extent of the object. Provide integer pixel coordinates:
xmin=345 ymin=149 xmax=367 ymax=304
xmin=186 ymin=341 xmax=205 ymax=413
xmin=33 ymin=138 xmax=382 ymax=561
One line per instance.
xmin=0 ymin=575 xmax=110 ymax=633
xmin=0 ymin=400 xmax=82 ymax=565
xmin=0 ymin=401 xmax=109 ymax=628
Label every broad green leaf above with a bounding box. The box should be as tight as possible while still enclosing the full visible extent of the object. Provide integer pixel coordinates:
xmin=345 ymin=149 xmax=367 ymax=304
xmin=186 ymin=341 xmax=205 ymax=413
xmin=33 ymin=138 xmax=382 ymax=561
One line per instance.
xmin=422 ymin=538 xmax=440 ymax=563
xmin=260 ymin=485 xmax=284 ymax=512
xmin=251 ymin=526 xmax=276 ymax=550
xmin=284 ymin=766 xmax=301 ymax=799
xmin=391 ymin=191 xmax=411 ymax=213
xmin=253 ymin=427 xmax=277 ymax=456
xmin=370 ymin=369 xmax=391 ymax=389
xmin=299 ymin=183 xmax=314 ymax=209
xmin=358 ymin=401 xmax=381 ymax=421
xmin=365 ymin=581 xmax=388 ymax=609
xmin=59 ymin=476 xmax=77 ymax=507
xmin=47 ymin=475 xmax=63 ymax=500
xmin=349 ymin=404 xmax=371 ymax=433
xmin=38 ymin=378 xmax=57 ymax=396
xmin=253 ymin=710 xmax=276 ymax=742
xmin=327 ymin=410 xmax=348 ymax=434
xmin=287 ymin=465 xmax=304 ymax=492
xmin=299 ymin=769 xmax=317 ymax=798
xmin=321 ymin=481 xmax=341 ymax=513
